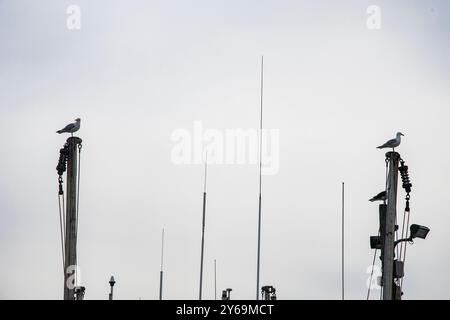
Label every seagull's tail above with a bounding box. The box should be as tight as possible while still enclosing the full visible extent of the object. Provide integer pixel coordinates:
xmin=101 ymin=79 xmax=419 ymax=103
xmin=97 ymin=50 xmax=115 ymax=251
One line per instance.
xmin=57 ymin=130 xmax=63 ymax=134
xmin=376 ymin=145 xmax=384 ymax=149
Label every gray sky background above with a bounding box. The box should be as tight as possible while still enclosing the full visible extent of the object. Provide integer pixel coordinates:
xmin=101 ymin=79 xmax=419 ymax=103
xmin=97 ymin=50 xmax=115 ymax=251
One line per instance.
xmin=1 ymin=0 xmax=449 ymax=299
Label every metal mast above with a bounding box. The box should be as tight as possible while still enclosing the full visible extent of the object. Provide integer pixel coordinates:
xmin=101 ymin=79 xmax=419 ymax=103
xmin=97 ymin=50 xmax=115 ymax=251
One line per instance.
xmin=256 ymin=56 xmax=264 ymax=300
xmin=199 ymin=153 xmax=208 ymax=300
xmin=159 ymin=228 xmax=165 ymax=300
xmin=63 ymin=136 xmax=82 ymax=300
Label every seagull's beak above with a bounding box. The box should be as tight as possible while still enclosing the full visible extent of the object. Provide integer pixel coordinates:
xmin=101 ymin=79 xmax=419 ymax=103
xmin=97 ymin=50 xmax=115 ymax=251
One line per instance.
xmin=401 ymin=133 xmax=404 ymax=136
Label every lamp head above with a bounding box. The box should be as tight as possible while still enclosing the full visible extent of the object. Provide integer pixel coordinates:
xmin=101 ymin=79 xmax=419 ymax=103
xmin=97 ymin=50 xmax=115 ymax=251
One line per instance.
xmin=409 ymin=224 xmax=430 ymax=240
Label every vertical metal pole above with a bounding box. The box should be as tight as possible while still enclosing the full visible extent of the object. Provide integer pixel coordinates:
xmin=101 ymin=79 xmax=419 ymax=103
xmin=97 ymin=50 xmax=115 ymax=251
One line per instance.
xmin=256 ymin=55 xmax=264 ymax=300
xmin=159 ymin=271 xmax=163 ymax=300
xmin=214 ymin=259 xmax=217 ymax=300
xmin=378 ymin=203 xmax=387 ymax=299
xmin=159 ymin=228 xmax=164 ymax=300
xmin=199 ymin=192 xmax=206 ymax=300
xmin=199 ymin=157 xmax=208 ymax=300
xmin=341 ymin=182 xmax=345 ymax=300
xmin=382 ymin=152 xmax=399 ymax=300
xmin=63 ymin=137 xmax=82 ymax=300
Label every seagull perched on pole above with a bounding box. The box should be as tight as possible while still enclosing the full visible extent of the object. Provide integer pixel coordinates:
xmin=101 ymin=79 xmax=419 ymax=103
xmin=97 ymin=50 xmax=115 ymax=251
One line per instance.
xmin=369 ymin=191 xmax=386 ymax=202
xmin=377 ymin=132 xmax=404 ymax=151
xmin=57 ymin=118 xmax=81 ymax=137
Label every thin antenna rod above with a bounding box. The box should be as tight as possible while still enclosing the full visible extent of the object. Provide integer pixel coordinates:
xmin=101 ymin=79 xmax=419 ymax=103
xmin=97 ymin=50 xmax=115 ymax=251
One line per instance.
xmin=214 ymin=259 xmax=217 ymax=300
xmin=199 ymin=153 xmax=208 ymax=300
xmin=159 ymin=228 xmax=165 ymax=300
xmin=256 ymin=55 xmax=264 ymax=300
xmin=204 ymin=152 xmax=208 ymax=193
xmin=341 ymin=182 xmax=345 ymax=300
xmin=160 ymin=228 xmax=165 ymax=271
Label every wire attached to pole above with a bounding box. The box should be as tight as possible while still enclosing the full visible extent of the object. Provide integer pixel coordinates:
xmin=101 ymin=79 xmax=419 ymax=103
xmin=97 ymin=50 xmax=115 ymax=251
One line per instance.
xmin=366 ymin=248 xmax=378 ymax=300
xmin=58 ymin=193 xmax=65 ymax=275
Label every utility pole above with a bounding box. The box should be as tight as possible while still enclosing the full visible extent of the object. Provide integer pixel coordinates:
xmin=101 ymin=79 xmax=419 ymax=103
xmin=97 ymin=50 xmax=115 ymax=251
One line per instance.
xmin=382 ymin=151 xmax=400 ymax=300
xmin=63 ymin=136 xmax=82 ymax=300
xmin=370 ymin=149 xmax=430 ymax=299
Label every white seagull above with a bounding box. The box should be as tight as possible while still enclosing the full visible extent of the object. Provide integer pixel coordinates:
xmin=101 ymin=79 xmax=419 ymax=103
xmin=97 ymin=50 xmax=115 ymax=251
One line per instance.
xmin=57 ymin=118 xmax=81 ymax=136
xmin=377 ymin=132 xmax=404 ymax=151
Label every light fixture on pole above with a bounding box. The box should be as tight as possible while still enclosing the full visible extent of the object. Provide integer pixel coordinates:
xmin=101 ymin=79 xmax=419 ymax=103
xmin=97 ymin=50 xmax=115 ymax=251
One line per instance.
xmin=109 ymin=276 xmax=116 ymax=300
xmin=394 ymin=224 xmax=430 ymax=246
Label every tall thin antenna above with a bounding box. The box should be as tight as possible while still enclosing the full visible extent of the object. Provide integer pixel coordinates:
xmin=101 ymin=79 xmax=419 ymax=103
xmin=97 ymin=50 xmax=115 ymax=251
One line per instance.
xmin=159 ymin=227 xmax=165 ymax=300
xmin=341 ymin=182 xmax=345 ymax=300
xmin=256 ymin=55 xmax=264 ymax=300
xmin=214 ymin=259 xmax=217 ymax=300
xmin=199 ymin=152 xmax=208 ymax=300
xmin=204 ymin=152 xmax=208 ymax=193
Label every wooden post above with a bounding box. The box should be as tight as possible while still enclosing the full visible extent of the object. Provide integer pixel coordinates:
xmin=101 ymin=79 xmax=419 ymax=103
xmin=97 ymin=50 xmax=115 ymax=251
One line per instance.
xmin=63 ymin=137 xmax=82 ymax=300
xmin=382 ymin=151 xmax=400 ymax=300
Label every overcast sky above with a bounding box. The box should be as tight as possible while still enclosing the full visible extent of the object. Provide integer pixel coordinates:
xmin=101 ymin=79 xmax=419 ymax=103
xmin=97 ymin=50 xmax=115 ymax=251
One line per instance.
xmin=1 ymin=0 xmax=449 ymax=300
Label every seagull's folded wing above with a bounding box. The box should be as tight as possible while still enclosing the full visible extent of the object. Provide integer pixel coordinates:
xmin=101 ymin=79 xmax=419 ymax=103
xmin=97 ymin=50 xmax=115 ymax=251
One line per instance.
xmin=62 ymin=123 xmax=75 ymax=131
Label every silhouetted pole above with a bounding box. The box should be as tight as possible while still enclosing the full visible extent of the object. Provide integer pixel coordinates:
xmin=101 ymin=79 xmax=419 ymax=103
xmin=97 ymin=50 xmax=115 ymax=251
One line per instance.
xmin=63 ymin=137 xmax=82 ymax=300
xmin=199 ymin=156 xmax=208 ymax=300
xmin=159 ymin=228 xmax=164 ymax=300
xmin=341 ymin=182 xmax=345 ymax=300
xmin=214 ymin=259 xmax=217 ymax=300
xmin=382 ymin=151 xmax=400 ymax=300
xmin=256 ymin=55 xmax=264 ymax=300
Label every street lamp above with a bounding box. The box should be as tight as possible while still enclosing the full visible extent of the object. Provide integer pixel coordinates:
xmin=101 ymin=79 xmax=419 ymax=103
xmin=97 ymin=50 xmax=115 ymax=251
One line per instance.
xmin=109 ymin=276 xmax=116 ymax=300
xmin=395 ymin=224 xmax=430 ymax=246
xmin=409 ymin=224 xmax=430 ymax=240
